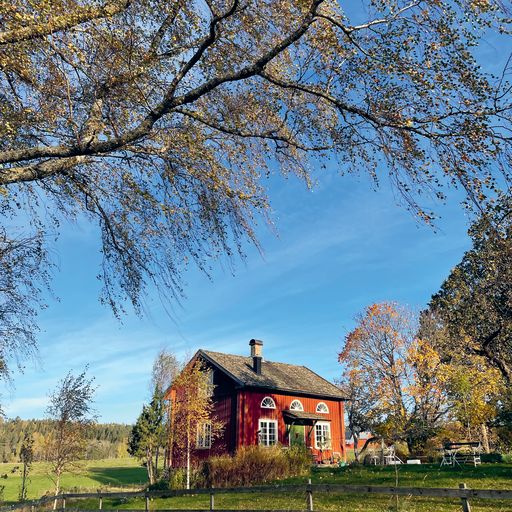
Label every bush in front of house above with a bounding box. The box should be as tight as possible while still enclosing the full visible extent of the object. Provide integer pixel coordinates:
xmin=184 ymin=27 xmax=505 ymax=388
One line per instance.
xmin=201 ymin=445 xmax=311 ymax=487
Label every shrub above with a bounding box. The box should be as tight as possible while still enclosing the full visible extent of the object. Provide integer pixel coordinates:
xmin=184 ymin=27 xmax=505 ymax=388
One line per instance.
xmin=201 ymin=445 xmax=311 ymax=488
xmin=502 ymin=453 xmax=512 ymax=464
xmin=480 ymin=453 xmax=503 ymax=463
xmin=168 ymin=467 xmax=204 ymax=489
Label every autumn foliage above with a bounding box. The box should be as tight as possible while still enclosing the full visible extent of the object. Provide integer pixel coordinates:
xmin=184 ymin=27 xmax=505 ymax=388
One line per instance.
xmin=1 ymin=0 xmax=512 ymax=379
xmin=339 ymin=302 xmax=505 ymax=456
xmin=169 ymin=361 xmax=223 ymax=489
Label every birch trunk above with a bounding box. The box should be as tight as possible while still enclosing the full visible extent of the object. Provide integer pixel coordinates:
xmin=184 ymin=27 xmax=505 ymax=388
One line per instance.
xmin=53 ymin=471 xmax=61 ymax=510
xmin=186 ymin=438 xmax=191 ymax=490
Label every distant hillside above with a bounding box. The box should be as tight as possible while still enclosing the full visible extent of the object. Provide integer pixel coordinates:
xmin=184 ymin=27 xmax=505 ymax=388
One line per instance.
xmin=0 ymin=418 xmax=132 ymax=462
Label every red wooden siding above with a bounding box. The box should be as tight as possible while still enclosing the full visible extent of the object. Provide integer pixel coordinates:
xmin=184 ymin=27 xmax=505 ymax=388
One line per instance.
xmin=236 ymin=390 xmax=345 ymax=462
xmin=166 ymin=357 xmax=346 ymax=465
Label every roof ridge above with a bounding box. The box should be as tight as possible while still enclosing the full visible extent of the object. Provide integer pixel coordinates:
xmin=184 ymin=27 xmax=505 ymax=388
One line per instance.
xmin=199 ymin=348 xmax=346 ymax=400
xmin=202 ymin=349 xmax=320 ymax=367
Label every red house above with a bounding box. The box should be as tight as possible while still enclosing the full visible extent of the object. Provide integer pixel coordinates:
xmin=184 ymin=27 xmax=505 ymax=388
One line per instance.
xmin=169 ymin=339 xmax=347 ymax=464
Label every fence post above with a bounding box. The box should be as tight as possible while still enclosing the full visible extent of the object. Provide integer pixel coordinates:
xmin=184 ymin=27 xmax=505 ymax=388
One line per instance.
xmin=31 ymin=505 xmax=34 ymax=512
xmin=306 ymin=478 xmax=313 ymax=512
xmin=62 ymin=496 xmax=66 ymax=510
xmin=145 ymin=493 xmax=149 ymax=512
xmin=459 ymin=483 xmax=472 ymax=512
xmin=99 ymin=495 xmax=103 ymax=510
xmin=210 ymin=491 xmax=215 ymax=511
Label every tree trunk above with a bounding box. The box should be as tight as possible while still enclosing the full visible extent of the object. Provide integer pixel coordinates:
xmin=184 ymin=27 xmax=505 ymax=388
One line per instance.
xmin=357 ymin=436 xmax=379 ymax=463
xmin=353 ymin=434 xmax=360 ymax=463
xmin=167 ymin=400 xmax=174 ymax=470
xmin=146 ymin=448 xmax=154 ymax=484
xmin=155 ymin=446 xmax=159 ymax=481
xmin=481 ymin=424 xmax=490 ymax=454
xmin=406 ymin=437 xmax=415 ymax=456
xmin=53 ymin=471 xmax=61 ymax=510
xmin=186 ymin=438 xmax=191 ymax=490
xmin=20 ymin=461 xmax=27 ymax=501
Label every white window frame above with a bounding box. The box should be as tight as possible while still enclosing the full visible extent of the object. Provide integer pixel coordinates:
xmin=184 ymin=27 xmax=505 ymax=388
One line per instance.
xmin=316 ymin=402 xmax=329 ymax=414
xmin=196 ymin=422 xmax=212 ymax=449
xmin=289 ymin=399 xmax=304 ymax=411
xmin=314 ymin=421 xmax=331 ymax=450
xmin=258 ymin=419 xmax=278 ymax=446
xmin=261 ymin=396 xmax=276 ymax=409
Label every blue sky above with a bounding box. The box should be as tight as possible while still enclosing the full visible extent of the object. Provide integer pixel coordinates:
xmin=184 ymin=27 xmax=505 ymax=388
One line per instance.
xmin=3 ymin=6 xmax=510 ymax=424
xmin=3 ymin=170 xmax=472 ymax=423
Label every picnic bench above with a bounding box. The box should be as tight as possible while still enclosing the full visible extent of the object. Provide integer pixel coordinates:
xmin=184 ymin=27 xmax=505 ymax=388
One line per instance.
xmin=440 ymin=442 xmax=482 ymax=467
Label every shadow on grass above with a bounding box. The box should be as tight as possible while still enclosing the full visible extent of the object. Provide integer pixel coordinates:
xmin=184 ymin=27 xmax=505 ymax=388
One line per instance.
xmin=87 ymin=465 xmax=148 ymax=487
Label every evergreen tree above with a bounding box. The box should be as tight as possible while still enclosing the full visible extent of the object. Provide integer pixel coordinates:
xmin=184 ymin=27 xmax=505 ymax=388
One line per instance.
xmin=128 ymin=388 xmax=166 ymax=485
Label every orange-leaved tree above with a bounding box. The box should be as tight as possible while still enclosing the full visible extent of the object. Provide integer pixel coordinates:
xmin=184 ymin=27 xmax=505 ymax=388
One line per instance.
xmin=169 ymin=361 xmax=223 ymax=489
xmin=339 ymin=302 xmax=449 ymax=454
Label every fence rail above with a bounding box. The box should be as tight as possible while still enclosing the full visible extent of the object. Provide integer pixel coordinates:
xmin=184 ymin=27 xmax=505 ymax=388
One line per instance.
xmin=3 ymin=481 xmax=512 ymax=512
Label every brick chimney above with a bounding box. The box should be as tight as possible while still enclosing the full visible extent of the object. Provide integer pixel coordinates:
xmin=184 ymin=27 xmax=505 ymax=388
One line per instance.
xmin=249 ymin=339 xmax=263 ymax=375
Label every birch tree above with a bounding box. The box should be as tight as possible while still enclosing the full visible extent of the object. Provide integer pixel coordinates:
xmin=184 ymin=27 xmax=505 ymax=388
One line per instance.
xmin=169 ymin=361 xmax=223 ymax=489
xmin=0 ymin=0 xmax=512 ymax=360
xmin=45 ymin=370 xmax=96 ymax=507
xmin=149 ymin=349 xmax=182 ymax=470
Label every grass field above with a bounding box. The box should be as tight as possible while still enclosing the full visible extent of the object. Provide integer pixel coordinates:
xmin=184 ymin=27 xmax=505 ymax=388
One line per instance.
xmin=0 ymin=457 xmax=147 ymax=503
xmin=71 ymin=464 xmax=512 ymax=512
xmin=2 ymin=459 xmax=512 ymax=512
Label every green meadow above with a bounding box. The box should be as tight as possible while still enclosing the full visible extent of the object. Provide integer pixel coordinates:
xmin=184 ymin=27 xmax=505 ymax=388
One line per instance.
xmin=0 ymin=458 xmax=146 ymax=502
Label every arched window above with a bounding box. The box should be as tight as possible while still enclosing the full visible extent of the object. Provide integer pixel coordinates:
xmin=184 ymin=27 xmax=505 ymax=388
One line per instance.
xmin=261 ymin=396 xmax=276 ymax=409
xmin=289 ymin=400 xmax=304 ymax=411
xmin=316 ymin=402 xmax=329 ymax=414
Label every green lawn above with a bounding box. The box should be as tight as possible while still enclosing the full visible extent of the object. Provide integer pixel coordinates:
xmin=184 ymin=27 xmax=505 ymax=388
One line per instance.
xmin=68 ymin=463 xmax=512 ymax=512
xmin=3 ymin=460 xmax=512 ymax=512
xmin=0 ymin=457 xmax=147 ymax=503
xmin=294 ymin=463 xmax=512 ymax=489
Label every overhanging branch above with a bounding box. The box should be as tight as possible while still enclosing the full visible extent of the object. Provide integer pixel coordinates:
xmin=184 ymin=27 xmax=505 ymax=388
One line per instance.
xmin=0 ymin=0 xmax=132 ymax=45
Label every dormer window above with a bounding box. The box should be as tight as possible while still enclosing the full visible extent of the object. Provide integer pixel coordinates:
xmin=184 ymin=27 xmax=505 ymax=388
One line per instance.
xmin=290 ymin=400 xmax=303 ymax=411
xmin=316 ymin=402 xmax=329 ymax=414
xmin=261 ymin=396 xmax=276 ymax=409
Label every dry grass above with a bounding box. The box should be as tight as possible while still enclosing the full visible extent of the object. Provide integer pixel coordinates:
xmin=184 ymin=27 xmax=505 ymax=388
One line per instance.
xmin=200 ymin=446 xmax=311 ymax=487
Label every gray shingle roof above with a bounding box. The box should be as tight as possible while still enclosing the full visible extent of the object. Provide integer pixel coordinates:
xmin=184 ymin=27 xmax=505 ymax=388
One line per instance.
xmin=199 ymin=350 xmax=345 ymax=400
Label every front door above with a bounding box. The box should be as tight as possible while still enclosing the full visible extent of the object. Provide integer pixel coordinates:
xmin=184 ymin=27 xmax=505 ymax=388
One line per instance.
xmin=289 ymin=424 xmax=305 ymax=446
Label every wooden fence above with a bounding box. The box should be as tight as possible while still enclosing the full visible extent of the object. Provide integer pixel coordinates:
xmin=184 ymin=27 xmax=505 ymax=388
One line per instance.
xmin=2 ymin=481 xmax=512 ymax=512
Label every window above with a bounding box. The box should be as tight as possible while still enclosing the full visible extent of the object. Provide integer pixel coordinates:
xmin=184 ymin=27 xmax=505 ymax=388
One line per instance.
xmin=316 ymin=402 xmax=329 ymax=414
xmin=261 ymin=396 xmax=276 ymax=409
xmin=196 ymin=422 xmax=212 ymax=449
xmin=289 ymin=400 xmax=303 ymax=411
xmin=315 ymin=422 xmax=331 ymax=450
xmin=259 ymin=419 xmax=278 ymax=446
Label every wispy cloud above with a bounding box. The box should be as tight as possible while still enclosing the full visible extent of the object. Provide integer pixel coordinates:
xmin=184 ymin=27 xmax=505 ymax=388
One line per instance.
xmin=2 ymin=165 xmax=473 ymax=424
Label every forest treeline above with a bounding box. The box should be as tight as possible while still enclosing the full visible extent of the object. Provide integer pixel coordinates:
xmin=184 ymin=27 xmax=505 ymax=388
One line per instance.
xmin=0 ymin=418 xmax=131 ymax=463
